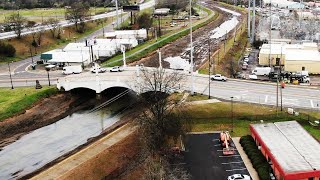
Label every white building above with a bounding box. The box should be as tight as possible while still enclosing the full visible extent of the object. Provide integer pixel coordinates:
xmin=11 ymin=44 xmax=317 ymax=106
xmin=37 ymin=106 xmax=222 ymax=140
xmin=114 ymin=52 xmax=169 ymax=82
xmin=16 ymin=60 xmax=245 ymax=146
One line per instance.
xmin=104 ymin=29 xmax=147 ymax=40
xmin=263 ymin=0 xmax=305 ymax=9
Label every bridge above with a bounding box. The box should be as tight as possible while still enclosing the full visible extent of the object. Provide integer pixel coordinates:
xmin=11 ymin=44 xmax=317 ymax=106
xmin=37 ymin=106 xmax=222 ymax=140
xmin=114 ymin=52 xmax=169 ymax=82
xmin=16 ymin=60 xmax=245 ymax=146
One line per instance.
xmin=56 ymin=66 xmax=320 ymax=110
xmin=57 ymin=67 xmax=187 ymax=95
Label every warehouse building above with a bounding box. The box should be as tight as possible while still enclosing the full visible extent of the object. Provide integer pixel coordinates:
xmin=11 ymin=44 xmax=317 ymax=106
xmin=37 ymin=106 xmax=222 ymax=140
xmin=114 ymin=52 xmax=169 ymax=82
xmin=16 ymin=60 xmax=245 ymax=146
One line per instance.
xmin=250 ymin=121 xmax=320 ymax=180
xmin=258 ymin=43 xmax=320 ymax=73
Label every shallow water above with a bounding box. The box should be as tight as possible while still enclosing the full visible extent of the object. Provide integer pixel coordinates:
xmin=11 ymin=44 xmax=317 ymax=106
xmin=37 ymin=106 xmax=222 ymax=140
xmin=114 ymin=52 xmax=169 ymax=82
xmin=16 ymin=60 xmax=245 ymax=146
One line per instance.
xmin=0 ymin=94 xmax=135 ymax=179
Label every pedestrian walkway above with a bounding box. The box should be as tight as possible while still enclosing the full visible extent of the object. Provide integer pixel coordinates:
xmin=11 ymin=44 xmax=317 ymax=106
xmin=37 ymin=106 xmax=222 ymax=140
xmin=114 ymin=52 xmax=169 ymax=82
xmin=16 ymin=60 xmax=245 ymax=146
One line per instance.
xmin=232 ymin=137 xmax=259 ymax=180
xmin=186 ymin=98 xmax=221 ymax=105
xmin=31 ymin=123 xmax=136 ymax=180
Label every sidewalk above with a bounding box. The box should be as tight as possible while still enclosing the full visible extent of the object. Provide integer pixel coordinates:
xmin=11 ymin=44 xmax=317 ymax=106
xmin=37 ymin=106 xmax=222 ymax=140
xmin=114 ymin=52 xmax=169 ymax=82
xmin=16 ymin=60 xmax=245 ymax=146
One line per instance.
xmin=31 ymin=123 xmax=136 ymax=180
xmin=232 ymin=137 xmax=259 ymax=180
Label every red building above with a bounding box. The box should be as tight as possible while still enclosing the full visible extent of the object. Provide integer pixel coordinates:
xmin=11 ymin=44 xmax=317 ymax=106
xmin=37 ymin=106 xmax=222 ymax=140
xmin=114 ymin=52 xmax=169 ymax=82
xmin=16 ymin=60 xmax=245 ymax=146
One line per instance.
xmin=250 ymin=121 xmax=320 ymax=180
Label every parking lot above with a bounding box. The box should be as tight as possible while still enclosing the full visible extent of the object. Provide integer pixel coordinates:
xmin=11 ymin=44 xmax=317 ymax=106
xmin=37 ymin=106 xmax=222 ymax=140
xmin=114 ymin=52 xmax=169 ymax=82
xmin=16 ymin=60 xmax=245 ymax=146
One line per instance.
xmin=183 ymin=133 xmax=250 ymax=180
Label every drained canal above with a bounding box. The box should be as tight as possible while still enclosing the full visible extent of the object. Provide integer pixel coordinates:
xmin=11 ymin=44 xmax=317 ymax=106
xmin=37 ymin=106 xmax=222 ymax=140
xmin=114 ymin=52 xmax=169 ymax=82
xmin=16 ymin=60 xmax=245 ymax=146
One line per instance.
xmin=0 ymin=88 xmax=137 ymax=179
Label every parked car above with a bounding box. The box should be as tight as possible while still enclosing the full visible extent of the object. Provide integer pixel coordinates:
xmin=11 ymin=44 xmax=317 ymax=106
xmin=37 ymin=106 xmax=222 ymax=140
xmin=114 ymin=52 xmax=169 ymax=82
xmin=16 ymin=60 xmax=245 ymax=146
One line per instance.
xmin=244 ymin=58 xmax=249 ymax=63
xmin=227 ymin=174 xmax=251 ymax=180
xmin=244 ymin=54 xmax=250 ymax=58
xmin=110 ymin=66 xmax=123 ymax=72
xmin=242 ymin=64 xmax=248 ymax=70
xmin=249 ymin=74 xmax=258 ymax=80
xmin=91 ymin=67 xmax=106 ymax=73
xmin=243 ymin=62 xmax=248 ymax=66
xmin=211 ymin=74 xmax=227 ymax=81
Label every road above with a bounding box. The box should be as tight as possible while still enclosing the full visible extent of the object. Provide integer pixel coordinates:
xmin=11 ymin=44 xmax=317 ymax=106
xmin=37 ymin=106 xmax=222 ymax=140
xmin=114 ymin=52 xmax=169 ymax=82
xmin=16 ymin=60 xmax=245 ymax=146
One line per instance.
xmin=4 ymin=68 xmax=318 ymax=110
xmin=0 ymin=0 xmax=155 ymax=40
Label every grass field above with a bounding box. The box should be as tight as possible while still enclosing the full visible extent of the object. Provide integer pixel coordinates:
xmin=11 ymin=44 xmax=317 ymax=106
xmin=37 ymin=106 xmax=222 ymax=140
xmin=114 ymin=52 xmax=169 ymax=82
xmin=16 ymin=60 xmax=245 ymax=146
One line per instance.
xmin=0 ymin=7 xmax=108 ymax=23
xmin=180 ymin=101 xmax=320 ymax=140
xmin=0 ymin=86 xmax=58 ymax=121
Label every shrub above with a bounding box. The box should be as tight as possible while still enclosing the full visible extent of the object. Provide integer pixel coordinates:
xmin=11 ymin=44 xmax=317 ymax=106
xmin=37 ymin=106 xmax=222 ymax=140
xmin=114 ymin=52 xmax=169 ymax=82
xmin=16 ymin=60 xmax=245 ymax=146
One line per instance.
xmin=0 ymin=41 xmax=16 ymax=57
xmin=240 ymin=135 xmax=270 ymax=180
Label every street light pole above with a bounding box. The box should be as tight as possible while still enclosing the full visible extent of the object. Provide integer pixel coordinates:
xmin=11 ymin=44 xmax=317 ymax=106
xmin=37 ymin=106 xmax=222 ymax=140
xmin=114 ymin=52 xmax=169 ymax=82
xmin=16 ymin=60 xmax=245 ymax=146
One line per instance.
xmin=231 ymin=96 xmax=234 ymax=132
xmin=190 ymin=0 xmax=194 ymax=95
xmin=29 ymin=47 xmax=34 ymax=64
xmin=7 ymin=62 xmax=13 ymax=89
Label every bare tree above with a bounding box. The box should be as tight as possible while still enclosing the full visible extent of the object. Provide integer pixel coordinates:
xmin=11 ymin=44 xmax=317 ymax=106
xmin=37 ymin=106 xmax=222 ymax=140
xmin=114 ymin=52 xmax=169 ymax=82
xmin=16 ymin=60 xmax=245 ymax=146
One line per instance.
xmin=5 ymin=12 xmax=27 ymax=39
xmin=135 ymin=68 xmax=191 ymax=154
xmin=65 ymin=2 xmax=90 ymax=33
xmin=44 ymin=18 xmax=61 ymax=38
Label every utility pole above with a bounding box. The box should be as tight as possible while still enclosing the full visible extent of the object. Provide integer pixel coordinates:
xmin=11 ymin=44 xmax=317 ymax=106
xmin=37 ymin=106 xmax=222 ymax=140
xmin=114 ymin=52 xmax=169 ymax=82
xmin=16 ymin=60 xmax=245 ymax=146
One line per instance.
xmin=190 ymin=0 xmax=194 ymax=95
xmin=29 ymin=47 xmax=34 ymax=64
xmin=208 ymin=39 xmax=211 ymax=99
xmin=158 ymin=16 xmax=161 ymax=36
xmin=251 ymin=0 xmax=256 ymax=43
xmin=269 ymin=0 xmax=272 ymax=67
xmin=115 ymin=0 xmax=119 ymax=29
xmin=248 ymin=0 xmax=251 ymax=38
xmin=224 ymin=30 xmax=227 ymax=53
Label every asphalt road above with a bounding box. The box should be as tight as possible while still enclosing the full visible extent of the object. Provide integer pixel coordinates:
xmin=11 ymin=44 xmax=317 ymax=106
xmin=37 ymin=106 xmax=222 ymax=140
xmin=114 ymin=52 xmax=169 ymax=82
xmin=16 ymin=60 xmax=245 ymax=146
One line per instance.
xmin=184 ymin=133 xmax=250 ymax=180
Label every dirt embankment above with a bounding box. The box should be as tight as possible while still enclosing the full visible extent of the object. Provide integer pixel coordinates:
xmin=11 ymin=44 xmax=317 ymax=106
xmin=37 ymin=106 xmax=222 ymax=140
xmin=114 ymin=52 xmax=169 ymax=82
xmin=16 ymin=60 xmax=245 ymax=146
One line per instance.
xmin=0 ymin=92 xmax=97 ymax=148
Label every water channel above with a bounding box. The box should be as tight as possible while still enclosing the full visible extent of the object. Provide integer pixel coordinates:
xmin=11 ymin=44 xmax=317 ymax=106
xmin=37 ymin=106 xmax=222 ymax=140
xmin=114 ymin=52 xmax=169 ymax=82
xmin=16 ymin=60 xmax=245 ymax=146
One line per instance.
xmin=0 ymin=90 xmax=137 ymax=179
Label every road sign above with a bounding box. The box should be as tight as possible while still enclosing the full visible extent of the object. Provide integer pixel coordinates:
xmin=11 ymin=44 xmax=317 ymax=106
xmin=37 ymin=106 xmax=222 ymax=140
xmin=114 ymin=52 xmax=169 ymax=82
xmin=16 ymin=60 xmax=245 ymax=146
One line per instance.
xmin=123 ymin=5 xmax=140 ymax=12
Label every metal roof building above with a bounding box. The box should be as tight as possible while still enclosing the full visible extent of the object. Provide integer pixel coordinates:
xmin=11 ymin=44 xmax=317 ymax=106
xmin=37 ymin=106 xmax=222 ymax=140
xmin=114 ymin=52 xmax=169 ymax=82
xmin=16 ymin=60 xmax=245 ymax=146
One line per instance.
xmin=250 ymin=121 xmax=320 ymax=180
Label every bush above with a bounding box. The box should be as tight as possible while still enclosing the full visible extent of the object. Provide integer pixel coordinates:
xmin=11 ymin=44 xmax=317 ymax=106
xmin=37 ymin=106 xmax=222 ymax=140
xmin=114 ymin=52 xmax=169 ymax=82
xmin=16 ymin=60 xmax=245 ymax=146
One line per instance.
xmin=0 ymin=41 xmax=16 ymax=57
xmin=240 ymin=135 xmax=270 ymax=180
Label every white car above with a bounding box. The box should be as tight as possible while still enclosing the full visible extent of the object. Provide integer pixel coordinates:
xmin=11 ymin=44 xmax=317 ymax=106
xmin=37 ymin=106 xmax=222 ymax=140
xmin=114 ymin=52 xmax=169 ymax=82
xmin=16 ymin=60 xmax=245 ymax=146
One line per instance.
xmin=110 ymin=66 xmax=123 ymax=72
xmin=227 ymin=174 xmax=251 ymax=180
xmin=211 ymin=74 xmax=227 ymax=81
xmin=244 ymin=58 xmax=249 ymax=63
xmin=91 ymin=67 xmax=106 ymax=73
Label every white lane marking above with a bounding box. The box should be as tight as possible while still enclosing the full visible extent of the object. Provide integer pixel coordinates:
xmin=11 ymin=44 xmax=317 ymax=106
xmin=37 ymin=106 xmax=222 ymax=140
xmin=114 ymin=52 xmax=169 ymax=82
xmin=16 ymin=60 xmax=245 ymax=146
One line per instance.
xmin=221 ymin=161 xmax=243 ymax=165
xmin=226 ymin=168 xmax=247 ymax=172
xmin=214 ymin=144 xmax=221 ymax=147
xmin=217 ymin=149 xmax=238 ymax=152
xmin=265 ymin=95 xmax=268 ymax=103
xmin=219 ymin=155 xmax=241 ymax=157
xmin=310 ymin=100 xmax=314 ymax=108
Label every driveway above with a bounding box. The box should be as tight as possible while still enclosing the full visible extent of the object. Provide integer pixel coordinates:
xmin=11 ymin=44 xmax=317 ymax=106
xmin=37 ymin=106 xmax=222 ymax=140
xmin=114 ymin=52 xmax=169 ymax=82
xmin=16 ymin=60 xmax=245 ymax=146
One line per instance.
xmin=184 ymin=133 xmax=250 ymax=180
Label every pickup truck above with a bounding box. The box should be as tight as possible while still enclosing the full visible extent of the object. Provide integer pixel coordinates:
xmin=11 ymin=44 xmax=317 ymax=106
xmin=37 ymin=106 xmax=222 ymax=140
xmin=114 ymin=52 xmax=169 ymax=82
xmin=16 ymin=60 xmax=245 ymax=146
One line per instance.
xmin=211 ymin=74 xmax=227 ymax=81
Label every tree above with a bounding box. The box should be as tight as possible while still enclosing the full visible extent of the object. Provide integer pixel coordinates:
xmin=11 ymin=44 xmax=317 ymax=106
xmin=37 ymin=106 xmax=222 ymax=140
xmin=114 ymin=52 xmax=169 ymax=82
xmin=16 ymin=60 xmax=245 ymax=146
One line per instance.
xmin=137 ymin=13 xmax=153 ymax=38
xmin=44 ymin=18 xmax=61 ymax=38
xmin=5 ymin=12 xmax=27 ymax=39
xmin=135 ymin=68 xmax=190 ymax=153
xmin=65 ymin=2 xmax=90 ymax=33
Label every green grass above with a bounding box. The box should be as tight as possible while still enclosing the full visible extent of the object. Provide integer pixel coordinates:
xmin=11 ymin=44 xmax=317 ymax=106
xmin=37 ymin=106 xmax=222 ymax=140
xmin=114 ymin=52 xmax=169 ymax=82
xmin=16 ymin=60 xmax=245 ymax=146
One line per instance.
xmin=0 ymin=86 xmax=58 ymax=121
xmin=0 ymin=7 xmax=108 ymax=23
xmin=102 ymin=5 xmax=218 ymax=67
xmin=180 ymin=101 xmax=320 ymax=139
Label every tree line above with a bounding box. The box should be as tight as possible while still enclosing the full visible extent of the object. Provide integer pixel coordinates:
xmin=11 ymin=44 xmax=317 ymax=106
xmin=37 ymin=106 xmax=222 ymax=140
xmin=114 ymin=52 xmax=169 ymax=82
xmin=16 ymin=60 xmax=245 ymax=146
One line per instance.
xmin=0 ymin=0 xmax=130 ymax=10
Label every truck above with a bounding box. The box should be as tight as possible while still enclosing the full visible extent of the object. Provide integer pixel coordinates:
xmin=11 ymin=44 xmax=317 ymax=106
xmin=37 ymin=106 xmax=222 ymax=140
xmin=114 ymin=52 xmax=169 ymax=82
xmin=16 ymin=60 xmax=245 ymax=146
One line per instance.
xmin=252 ymin=67 xmax=271 ymax=76
xmin=62 ymin=65 xmax=82 ymax=75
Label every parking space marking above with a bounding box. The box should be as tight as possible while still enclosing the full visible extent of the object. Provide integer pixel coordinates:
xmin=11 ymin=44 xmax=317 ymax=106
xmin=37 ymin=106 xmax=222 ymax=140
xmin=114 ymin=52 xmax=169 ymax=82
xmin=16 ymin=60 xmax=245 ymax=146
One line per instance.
xmin=226 ymin=168 xmax=247 ymax=172
xmin=219 ymin=155 xmax=241 ymax=157
xmin=221 ymin=161 xmax=243 ymax=165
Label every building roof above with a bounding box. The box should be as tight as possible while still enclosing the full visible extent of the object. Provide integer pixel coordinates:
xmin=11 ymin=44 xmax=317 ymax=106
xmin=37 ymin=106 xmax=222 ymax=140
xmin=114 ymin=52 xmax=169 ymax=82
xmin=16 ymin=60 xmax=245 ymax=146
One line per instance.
xmin=286 ymin=49 xmax=320 ymax=61
xmin=260 ymin=43 xmax=286 ymax=55
xmin=250 ymin=121 xmax=320 ymax=175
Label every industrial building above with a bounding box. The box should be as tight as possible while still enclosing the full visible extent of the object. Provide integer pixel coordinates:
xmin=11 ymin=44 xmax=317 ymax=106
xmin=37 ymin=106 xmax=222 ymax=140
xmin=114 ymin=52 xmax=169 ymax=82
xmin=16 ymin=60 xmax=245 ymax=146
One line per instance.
xmin=258 ymin=43 xmax=320 ymax=73
xmin=104 ymin=29 xmax=147 ymax=40
xmin=250 ymin=121 xmax=320 ymax=180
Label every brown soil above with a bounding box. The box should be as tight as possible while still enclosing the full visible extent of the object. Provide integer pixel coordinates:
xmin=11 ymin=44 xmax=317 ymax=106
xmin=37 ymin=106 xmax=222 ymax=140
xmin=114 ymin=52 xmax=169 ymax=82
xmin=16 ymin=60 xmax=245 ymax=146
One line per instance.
xmin=0 ymin=92 xmax=96 ymax=148
xmin=130 ymin=2 xmax=246 ymax=71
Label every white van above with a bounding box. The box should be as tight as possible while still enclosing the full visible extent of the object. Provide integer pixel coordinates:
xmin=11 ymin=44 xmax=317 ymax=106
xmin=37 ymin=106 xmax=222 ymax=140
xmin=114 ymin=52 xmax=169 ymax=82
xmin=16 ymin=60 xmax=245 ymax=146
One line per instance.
xmin=62 ymin=65 xmax=82 ymax=75
xmin=252 ymin=67 xmax=271 ymax=76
